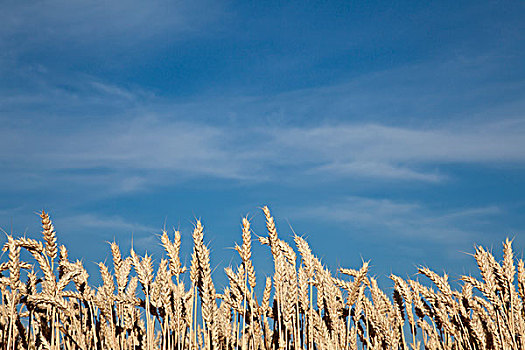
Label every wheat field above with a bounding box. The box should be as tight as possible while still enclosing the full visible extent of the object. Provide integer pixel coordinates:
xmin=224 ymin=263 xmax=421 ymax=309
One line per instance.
xmin=0 ymin=207 xmax=523 ymax=349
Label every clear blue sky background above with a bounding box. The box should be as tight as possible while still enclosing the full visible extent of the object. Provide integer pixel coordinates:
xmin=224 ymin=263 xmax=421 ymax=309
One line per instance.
xmin=1 ymin=0 xmax=525 ymax=288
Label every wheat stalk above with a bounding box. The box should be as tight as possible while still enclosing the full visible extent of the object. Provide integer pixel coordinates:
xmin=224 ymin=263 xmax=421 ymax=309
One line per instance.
xmin=2 ymin=206 xmax=524 ymax=350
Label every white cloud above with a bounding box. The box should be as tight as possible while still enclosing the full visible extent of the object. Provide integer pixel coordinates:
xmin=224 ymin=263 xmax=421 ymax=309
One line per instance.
xmin=1 ymin=114 xmax=525 ymax=194
xmin=0 ymin=0 xmax=222 ymax=53
xmin=271 ymin=122 xmax=525 ymax=165
xmin=307 ymin=161 xmax=445 ymax=182
xmin=58 ymin=213 xmax=158 ymax=237
xmin=2 ymin=55 xmax=525 ymax=194
xmin=288 ymin=196 xmax=502 ymax=243
xmin=89 ymin=82 xmax=136 ymax=101
xmin=253 ymin=120 xmax=525 ymax=183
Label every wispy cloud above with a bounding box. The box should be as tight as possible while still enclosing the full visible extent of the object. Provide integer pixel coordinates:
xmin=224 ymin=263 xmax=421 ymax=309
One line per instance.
xmin=311 ymin=161 xmax=445 ymax=182
xmin=59 ymin=213 xmax=158 ymax=234
xmin=288 ymin=196 xmax=502 ymax=243
xmin=0 ymin=0 xmax=222 ymax=54
xmin=89 ymin=82 xmax=136 ymax=101
xmin=267 ymin=120 xmax=525 ymax=181
xmin=271 ymin=121 xmax=525 ymax=163
xmin=1 ymin=114 xmax=525 ymax=194
xmin=2 ymin=55 xmax=525 ymax=196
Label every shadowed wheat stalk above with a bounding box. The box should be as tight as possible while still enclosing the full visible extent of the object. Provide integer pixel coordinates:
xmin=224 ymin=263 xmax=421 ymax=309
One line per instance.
xmin=0 ymin=206 xmax=523 ymax=349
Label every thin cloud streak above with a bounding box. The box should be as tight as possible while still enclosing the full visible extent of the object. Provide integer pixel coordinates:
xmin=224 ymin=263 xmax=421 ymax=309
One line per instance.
xmin=1 ymin=56 xmax=525 ymax=192
xmin=272 ymin=122 xmax=525 ymax=164
xmin=1 ymin=117 xmax=525 ymax=193
xmin=59 ymin=213 xmax=158 ymax=234
xmin=288 ymin=196 xmax=502 ymax=243
xmin=0 ymin=0 xmax=222 ymax=53
xmin=310 ymin=161 xmax=445 ymax=182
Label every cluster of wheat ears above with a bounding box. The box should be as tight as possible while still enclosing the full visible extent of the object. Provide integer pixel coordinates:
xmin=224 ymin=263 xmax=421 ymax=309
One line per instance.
xmin=0 ymin=207 xmax=523 ymax=350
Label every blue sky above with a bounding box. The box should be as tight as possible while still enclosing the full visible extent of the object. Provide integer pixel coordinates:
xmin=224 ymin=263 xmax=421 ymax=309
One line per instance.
xmin=1 ymin=0 xmax=525 ymax=288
